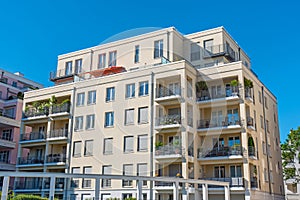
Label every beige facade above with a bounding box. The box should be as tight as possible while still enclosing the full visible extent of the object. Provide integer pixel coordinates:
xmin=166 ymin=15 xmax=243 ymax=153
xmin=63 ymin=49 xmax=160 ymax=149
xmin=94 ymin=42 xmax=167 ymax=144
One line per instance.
xmin=17 ymin=27 xmax=284 ymax=200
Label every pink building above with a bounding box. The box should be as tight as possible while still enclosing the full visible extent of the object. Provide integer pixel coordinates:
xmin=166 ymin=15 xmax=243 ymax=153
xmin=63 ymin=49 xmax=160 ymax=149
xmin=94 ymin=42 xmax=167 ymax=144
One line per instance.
xmin=0 ymin=69 xmax=42 ymax=187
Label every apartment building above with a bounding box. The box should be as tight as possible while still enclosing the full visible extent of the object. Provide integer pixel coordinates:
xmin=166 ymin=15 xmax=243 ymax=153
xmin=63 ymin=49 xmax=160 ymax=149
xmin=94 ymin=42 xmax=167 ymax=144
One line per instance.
xmin=0 ymin=69 xmax=42 ymax=189
xmin=17 ymin=27 xmax=284 ymax=200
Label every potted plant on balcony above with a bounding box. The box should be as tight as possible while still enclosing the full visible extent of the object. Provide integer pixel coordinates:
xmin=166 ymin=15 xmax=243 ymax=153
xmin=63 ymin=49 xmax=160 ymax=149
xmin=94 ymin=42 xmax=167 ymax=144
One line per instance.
xmin=230 ymin=79 xmax=239 ymax=96
xmin=173 ymin=139 xmax=181 ymax=154
xmin=196 ymin=81 xmax=209 ymax=100
xmin=155 ymin=141 xmax=163 ymax=155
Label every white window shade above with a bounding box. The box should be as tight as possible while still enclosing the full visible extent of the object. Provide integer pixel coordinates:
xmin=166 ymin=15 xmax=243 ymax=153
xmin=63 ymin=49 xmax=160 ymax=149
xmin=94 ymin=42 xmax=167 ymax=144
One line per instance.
xmin=124 ymin=165 xmax=133 ymax=176
xmin=138 ymin=135 xmax=148 ymax=151
xmin=104 ymin=138 xmax=113 ymax=154
xmin=139 ymin=107 xmax=148 ymax=123
xmin=137 ymin=164 xmax=147 ymax=176
xmin=125 ymin=136 xmax=134 ymax=152
xmin=125 ymin=109 xmax=134 ymax=125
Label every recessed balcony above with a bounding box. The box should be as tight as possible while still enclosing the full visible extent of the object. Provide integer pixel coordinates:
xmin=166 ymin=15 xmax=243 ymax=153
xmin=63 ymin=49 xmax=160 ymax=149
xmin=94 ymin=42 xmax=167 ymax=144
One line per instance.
xmin=246 ymin=116 xmax=256 ymax=131
xmin=20 ymin=132 xmax=46 ymax=145
xmin=47 ymin=129 xmax=68 ymax=141
xmin=23 ymin=102 xmax=70 ymax=119
xmin=45 ymin=154 xmax=66 ymax=166
xmin=155 ymin=115 xmax=181 ymax=130
xmin=18 ymin=156 xmax=44 ymax=166
xmin=197 ymin=117 xmax=241 ymax=133
xmin=198 ymin=146 xmax=243 ymax=161
xmin=203 ymin=43 xmax=237 ymax=62
xmin=245 ymin=88 xmax=254 ymax=103
xmin=155 ymin=88 xmax=181 ymax=105
xmin=155 ymin=145 xmax=182 ymax=160
xmin=49 ymin=102 xmax=70 ymax=116
xmin=200 ymin=177 xmax=244 ymax=188
xmin=0 ymin=159 xmax=16 ymax=171
xmin=0 ymin=136 xmax=16 ymax=149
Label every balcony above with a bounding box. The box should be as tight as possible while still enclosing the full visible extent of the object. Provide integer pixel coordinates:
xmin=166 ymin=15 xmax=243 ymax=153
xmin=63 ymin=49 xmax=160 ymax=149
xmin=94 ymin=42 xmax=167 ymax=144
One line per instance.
xmin=155 ymin=145 xmax=182 ymax=160
xmin=50 ymin=102 xmax=70 ymax=115
xmin=0 ymin=113 xmax=20 ymax=127
xmin=246 ymin=116 xmax=256 ymax=130
xmin=24 ymin=102 xmax=70 ymax=119
xmin=245 ymin=88 xmax=253 ymax=103
xmin=0 ymin=136 xmax=16 ymax=149
xmin=46 ymin=154 xmax=66 ymax=165
xmin=155 ymin=87 xmax=181 ymax=105
xmin=155 ymin=115 xmax=181 ymax=130
xmin=49 ymin=69 xmax=76 ymax=82
xmin=248 ymin=146 xmax=257 ymax=158
xmin=20 ymin=132 xmax=46 ymax=145
xmin=203 ymin=44 xmax=237 ymax=61
xmin=200 ymin=177 xmax=244 ymax=188
xmin=18 ymin=156 xmax=44 ymax=166
xmin=24 ymin=108 xmax=48 ymax=118
xmin=197 ymin=117 xmax=241 ymax=133
xmin=0 ymin=159 xmax=15 ymax=171
xmin=15 ymin=178 xmax=65 ymax=191
xmin=48 ymin=129 xmax=68 ymax=140
xmin=198 ymin=146 xmax=243 ymax=160
xmin=251 ymin=177 xmax=258 ymax=188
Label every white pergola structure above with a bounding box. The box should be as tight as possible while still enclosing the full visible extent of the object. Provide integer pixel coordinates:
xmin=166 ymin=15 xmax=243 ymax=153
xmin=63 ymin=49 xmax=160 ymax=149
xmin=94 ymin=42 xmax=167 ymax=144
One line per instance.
xmin=0 ymin=172 xmax=230 ymax=200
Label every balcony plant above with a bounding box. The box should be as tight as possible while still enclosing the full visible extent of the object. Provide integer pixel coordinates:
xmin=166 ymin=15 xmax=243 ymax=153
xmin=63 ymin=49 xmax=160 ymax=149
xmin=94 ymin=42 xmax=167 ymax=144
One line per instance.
xmin=196 ymin=81 xmax=209 ymax=100
xmin=230 ymin=79 xmax=239 ymax=96
xmin=173 ymin=139 xmax=181 ymax=154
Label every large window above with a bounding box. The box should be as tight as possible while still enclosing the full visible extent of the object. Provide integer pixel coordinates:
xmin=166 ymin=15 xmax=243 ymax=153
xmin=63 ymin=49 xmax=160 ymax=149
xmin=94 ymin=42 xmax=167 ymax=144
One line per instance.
xmin=137 ymin=163 xmax=147 ymax=186
xmin=73 ymin=141 xmax=81 ymax=157
xmin=125 ymin=109 xmax=134 ymax=125
xmin=86 ymin=114 xmax=95 ymax=129
xmin=2 ymin=129 xmax=12 ymax=141
xmin=126 ymin=83 xmax=135 ymax=98
xmin=134 ymin=45 xmax=140 ymax=63
xmin=102 ymin=165 xmax=112 ymax=187
xmin=124 ymin=136 xmax=134 ymax=153
xmin=82 ymin=167 xmax=92 ymax=188
xmin=65 ymin=61 xmax=72 ymax=75
xmin=76 ymin=92 xmax=85 ymax=106
xmin=228 ymin=136 xmax=240 ymax=147
xmin=139 ymin=81 xmax=149 ymax=96
xmin=123 ymin=164 xmax=133 ymax=187
xmin=214 ymin=166 xmax=225 ymax=178
xmin=98 ymin=53 xmax=106 ymax=69
xmin=75 ymin=116 xmax=83 ymax=131
xmin=87 ymin=90 xmax=96 ymax=105
xmin=190 ymin=43 xmax=200 ymax=61
xmin=103 ymin=138 xmax=113 ymax=155
xmin=105 ymin=112 xmax=114 ymax=127
xmin=138 ymin=107 xmax=148 ymax=124
xmin=154 ymin=40 xmax=163 ymax=58
xmin=84 ymin=140 xmax=93 ymax=156
xmin=75 ymin=59 xmax=82 ymax=74
xmin=109 ymin=51 xmax=117 ymax=67
xmin=106 ymin=87 xmax=115 ymax=102
xmin=137 ymin=135 xmax=148 ymax=151
xmin=230 ymin=165 xmax=242 ymax=177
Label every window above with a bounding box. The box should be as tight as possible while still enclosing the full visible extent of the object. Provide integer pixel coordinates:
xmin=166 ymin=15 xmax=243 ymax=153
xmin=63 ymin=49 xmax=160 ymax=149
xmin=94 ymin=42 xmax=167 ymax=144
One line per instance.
xmin=126 ymin=83 xmax=135 ymax=98
xmin=123 ymin=164 xmax=133 ymax=187
xmin=73 ymin=141 xmax=81 ymax=157
xmin=260 ymin=115 xmax=264 ymax=129
xmin=76 ymin=92 xmax=85 ymax=106
xmin=106 ymin=87 xmax=115 ymax=102
xmin=139 ymin=81 xmax=148 ymax=96
xmin=71 ymin=167 xmax=80 ymax=188
xmin=268 ymin=144 xmax=272 ymax=157
xmin=264 ymin=96 xmax=268 ymax=109
xmin=204 ymin=39 xmax=213 ymax=52
xmin=258 ymin=91 xmax=262 ymax=103
xmin=4 ymin=107 xmax=14 ymax=118
xmin=138 ymin=107 xmax=148 ymax=124
xmin=227 ymin=108 xmax=239 ymax=125
xmin=190 ymin=43 xmax=200 ymax=61
xmin=230 ymin=165 xmax=242 ymax=177
xmin=65 ymin=61 xmax=72 ymax=75
xmin=84 ymin=140 xmax=93 ymax=156
xmin=154 ymin=40 xmax=163 ymax=58
xmin=98 ymin=53 xmax=106 ymax=69
xmin=108 ymin=51 xmax=117 ymax=67
xmin=103 ymin=138 xmax=113 ymax=155
xmin=264 ymin=168 xmax=269 ymax=182
xmin=12 ymin=81 xmax=17 ymax=87
xmin=86 ymin=114 xmax=95 ymax=129
xmin=137 ymin=163 xmax=147 ymax=186
xmin=266 ymin=120 xmax=270 ymax=133
xmin=75 ymin=116 xmax=83 ymax=131
xmin=124 ymin=136 xmax=134 ymax=153
xmin=105 ymin=112 xmax=114 ymax=127
xmin=214 ymin=166 xmax=225 ymax=178
xmin=228 ymin=136 xmax=240 ymax=147
xmin=125 ymin=109 xmax=134 ymax=125
xmin=87 ymin=90 xmax=96 ymax=105
xmin=262 ymin=141 xmax=266 ymax=155
xmin=138 ymin=135 xmax=148 ymax=151
xmin=102 ymin=165 xmax=112 ymax=187
xmin=75 ymin=59 xmax=82 ymax=74
xmin=2 ymin=129 xmax=12 ymax=141
xmin=134 ymin=45 xmax=140 ymax=63
xmin=82 ymin=167 xmax=92 ymax=188
xmin=0 ymin=151 xmax=9 ymax=162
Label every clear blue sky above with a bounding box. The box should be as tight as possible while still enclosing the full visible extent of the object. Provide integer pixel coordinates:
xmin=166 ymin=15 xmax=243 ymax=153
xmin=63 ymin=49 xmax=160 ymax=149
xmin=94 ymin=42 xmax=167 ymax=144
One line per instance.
xmin=0 ymin=0 xmax=298 ymax=142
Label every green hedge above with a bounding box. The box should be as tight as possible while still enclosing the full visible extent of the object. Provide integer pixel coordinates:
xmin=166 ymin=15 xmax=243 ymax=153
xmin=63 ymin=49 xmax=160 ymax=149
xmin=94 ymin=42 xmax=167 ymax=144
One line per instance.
xmin=12 ymin=194 xmax=48 ymax=200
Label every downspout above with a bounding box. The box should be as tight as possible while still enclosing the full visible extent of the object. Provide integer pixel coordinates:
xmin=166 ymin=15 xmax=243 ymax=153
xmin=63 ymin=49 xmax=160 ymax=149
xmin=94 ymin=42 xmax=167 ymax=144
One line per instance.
xmin=149 ymin=72 xmax=155 ymax=200
xmin=90 ymin=50 xmax=94 ymax=71
xmin=262 ymin=86 xmax=272 ymax=194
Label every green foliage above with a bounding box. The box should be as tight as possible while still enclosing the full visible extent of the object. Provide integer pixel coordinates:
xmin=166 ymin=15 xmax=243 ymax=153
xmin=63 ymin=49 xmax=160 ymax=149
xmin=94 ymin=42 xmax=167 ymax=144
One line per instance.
xmin=17 ymin=92 xmax=24 ymax=100
xmin=244 ymin=78 xmax=253 ymax=88
xmin=281 ymin=127 xmax=300 ymax=182
xmin=106 ymin=198 xmax=120 ymax=200
xmin=124 ymin=198 xmax=136 ymax=200
xmin=61 ymin=98 xmax=71 ymax=105
xmin=196 ymin=81 xmax=208 ymax=92
xmin=155 ymin=141 xmax=163 ymax=148
xmin=49 ymin=95 xmax=57 ymax=105
xmin=12 ymin=194 xmax=48 ymax=200
xmin=230 ymin=79 xmax=239 ymax=87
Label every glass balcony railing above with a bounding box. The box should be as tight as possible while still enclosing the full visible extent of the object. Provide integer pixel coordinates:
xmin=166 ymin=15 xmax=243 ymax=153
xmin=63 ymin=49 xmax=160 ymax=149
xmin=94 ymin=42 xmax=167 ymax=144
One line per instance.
xmin=156 ymin=87 xmax=181 ymax=98
xmin=21 ymin=132 xmax=45 ymax=141
xmin=203 ymin=44 xmax=237 ymax=61
xmin=156 ymin=115 xmax=181 ymax=126
xmin=198 ymin=146 xmax=243 ymax=158
xmin=155 ymin=144 xmax=182 ymax=156
xmin=46 ymin=154 xmax=66 ymax=163
xmin=198 ymin=116 xmax=240 ymax=129
xmin=197 ymin=86 xmax=239 ymax=102
xmin=18 ymin=156 xmax=44 ymax=165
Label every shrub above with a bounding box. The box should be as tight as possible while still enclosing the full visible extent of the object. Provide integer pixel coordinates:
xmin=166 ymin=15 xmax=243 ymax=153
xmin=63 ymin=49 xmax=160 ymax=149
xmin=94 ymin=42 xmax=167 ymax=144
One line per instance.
xmin=12 ymin=194 xmax=48 ymax=200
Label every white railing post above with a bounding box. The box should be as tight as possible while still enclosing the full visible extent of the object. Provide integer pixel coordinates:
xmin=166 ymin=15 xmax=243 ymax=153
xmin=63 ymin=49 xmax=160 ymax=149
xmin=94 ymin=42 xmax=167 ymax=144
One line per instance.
xmin=49 ymin=176 xmax=56 ymax=200
xmin=95 ymin=177 xmax=100 ymax=200
xmin=136 ymin=180 xmax=143 ymax=200
xmin=225 ymin=185 xmax=230 ymax=200
xmin=1 ymin=176 xmax=10 ymax=200
xmin=173 ymin=182 xmax=179 ymax=200
xmin=202 ymin=184 xmax=208 ymax=200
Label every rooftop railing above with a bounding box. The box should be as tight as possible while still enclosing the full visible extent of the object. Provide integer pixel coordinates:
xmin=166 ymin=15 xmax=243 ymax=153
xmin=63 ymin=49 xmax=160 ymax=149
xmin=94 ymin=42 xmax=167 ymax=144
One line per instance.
xmin=203 ymin=44 xmax=237 ymax=61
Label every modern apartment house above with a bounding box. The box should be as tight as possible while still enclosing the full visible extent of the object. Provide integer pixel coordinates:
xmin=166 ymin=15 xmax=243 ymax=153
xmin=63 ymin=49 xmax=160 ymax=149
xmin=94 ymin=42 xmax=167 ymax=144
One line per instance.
xmin=284 ymin=150 xmax=300 ymax=200
xmin=16 ymin=27 xmax=284 ymax=200
xmin=0 ymin=69 xmax=42 ymax=189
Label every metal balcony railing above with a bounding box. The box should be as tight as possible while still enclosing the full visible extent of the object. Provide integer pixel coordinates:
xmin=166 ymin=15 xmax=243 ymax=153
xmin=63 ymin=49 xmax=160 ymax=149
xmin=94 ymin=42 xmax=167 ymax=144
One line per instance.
xmin=48 ymin=129 xmax=68 ymax=138
xmin=156 ymin=87 xmax=181 ymax=98
xmin=122 ymin=180 xmax=133 ymax=187
xmin=24 ymin=102 xmax=70 ymax=118
xmin=49 ymin=69 xmax=75 ymax=81
xmin=51 ymin=102 xmax=70 ymax=114
xmin=18 ymin=157 xmax=44 ymax=165
xmin=198 ymin=116 xmax=240 ymax=129
xmin=24 ymin=108 xmax=48 ymax=118
xmin=251 ymin=177 xmax=258 ymax=188
xmin=156 ymin=114 xmax=181 ymax=126
xmin=248 ymin=146 xmax=257 ymax=157
xmin=0 ymin=134 xmax=13 ymax=141
xmin=198 ymin=146 xmax=242 ymax=158
xmin=197 ymin=86 xmax=239 ymax=101
xmin=245 ymin=87 xmax=253 ymax=99
xmin=0 ymin=158 xmax=10 ymax=164
xmin=155 ymin=181 xmax=174 ymax=187
xmin=203 ymin=44 xmax=236 ymax=61
xmin=155 ymin=144 xmax=182 ymax=156
xmin=15 ymin=180 xmax=43 ymax=190
xmin=46 ymin=154 xmax=66 ymax=163
xmin=21 ymin=132 xmax=45 ymax=141
xmin=201 ymin=177 xmax=244 ymax=187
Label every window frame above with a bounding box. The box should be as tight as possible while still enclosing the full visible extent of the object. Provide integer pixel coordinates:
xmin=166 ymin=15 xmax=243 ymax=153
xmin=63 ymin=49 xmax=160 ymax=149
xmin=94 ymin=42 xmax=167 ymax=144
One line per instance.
xmin=139 ymin=81 xmax=149 ymax=96
xmin=104 ymin=112 xmax=114 ymax=127
xmin=154 ymin=40 xmax=163 ymax=59
xmin=125 ymin=108 xmax=134 ymax=125
xmin=84 ymin=140 xmax=93 ymax=156
xmin=108 ymin=51 xmax=117 ymax=67
xmin=134 ymin=45 xmax=140 ymax=63
xmin=138 ymin=107 xmax=148 ymax=124
xmin=73 ymin=141 xmax=82 ymax=157
xmin=76 ymin=92 xmax=85 ymax=106
xmin=124 ymin=136 xmax=134 ymax=153
xmin=106 ymin=87 xmax=115 ymax=102
xmin=98 ymin=53 xmax=106 ymax=69
xmin=87 ymin=90 xmax=96 ymax=105
xmin=74 ymin=116 xmax=84 ymax=131
xmin=103 ymin=138 xmax=113 ymax=155
xmin=137 ymin=134 xmax=148 ymax=151
xmin=125 ymin=83 xmax=135 ymax=98
xmin=86 ymin=114 xmax=95 ymax=130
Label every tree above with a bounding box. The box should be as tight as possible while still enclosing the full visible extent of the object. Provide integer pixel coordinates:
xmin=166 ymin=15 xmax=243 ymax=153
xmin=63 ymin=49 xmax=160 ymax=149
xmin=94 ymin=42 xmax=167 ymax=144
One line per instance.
xmin=281 ymin=127 xmax=300 ymax=182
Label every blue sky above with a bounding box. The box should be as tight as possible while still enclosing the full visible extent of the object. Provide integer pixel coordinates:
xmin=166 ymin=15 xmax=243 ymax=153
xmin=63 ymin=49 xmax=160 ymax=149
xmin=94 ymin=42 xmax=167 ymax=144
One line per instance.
xmin=0 ymin=0 xmax=298 ymax=142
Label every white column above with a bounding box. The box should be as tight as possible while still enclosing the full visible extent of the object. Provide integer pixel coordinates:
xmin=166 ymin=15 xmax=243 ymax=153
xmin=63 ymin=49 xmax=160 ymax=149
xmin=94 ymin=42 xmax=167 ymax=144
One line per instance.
xmin=1 ymin=176 xmax=10 ymax=200
xmin=95 ymin=178 xmax=100 ymax=200
xmin=136 ymin=180 xmax=143 ymax=200
xmin=49 ymin=176 xmax=56 ymax=200
xmin=225 ymin=185 xmax=230 ymax=200
xmin=173 ymin=182 xmax=179 ymax=200
xmin=202 ymin=184 xmax=208 ymax=200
